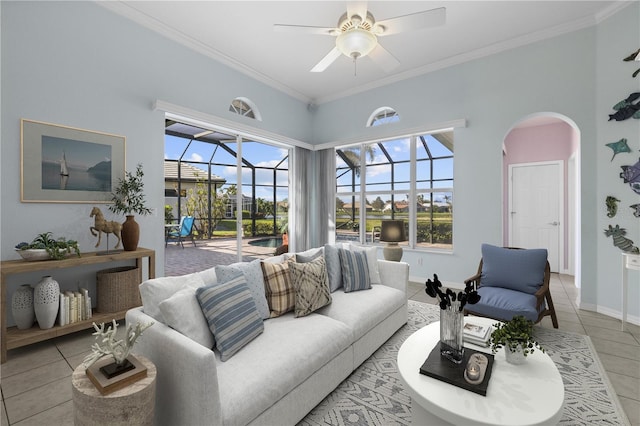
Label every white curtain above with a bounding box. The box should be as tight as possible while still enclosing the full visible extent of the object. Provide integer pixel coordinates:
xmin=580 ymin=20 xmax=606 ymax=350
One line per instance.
xmin=290 ymin=146 xmax=310 ymax=252
xmin=312 ymin=148 xmax=336 ymax=246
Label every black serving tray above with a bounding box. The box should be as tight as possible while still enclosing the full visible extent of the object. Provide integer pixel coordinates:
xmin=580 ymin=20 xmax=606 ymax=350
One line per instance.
xmin=419 ymin=342 xmax=495 ymax=396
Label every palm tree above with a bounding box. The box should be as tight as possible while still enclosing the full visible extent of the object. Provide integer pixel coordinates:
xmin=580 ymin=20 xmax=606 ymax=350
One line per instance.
xmin=339 ymin=144 xmax=376 ymax=177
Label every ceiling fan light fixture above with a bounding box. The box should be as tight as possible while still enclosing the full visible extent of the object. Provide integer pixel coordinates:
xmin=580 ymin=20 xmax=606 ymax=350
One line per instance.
xmin=336 ymin=28 xmax=377 ymax=59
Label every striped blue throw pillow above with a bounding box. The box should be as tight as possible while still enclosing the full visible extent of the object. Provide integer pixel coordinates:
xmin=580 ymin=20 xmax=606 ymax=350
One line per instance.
xmin=338 ymin=248 xmax=371 ymax=293
xmin=196 ymin=272 xmax=264 ymax=361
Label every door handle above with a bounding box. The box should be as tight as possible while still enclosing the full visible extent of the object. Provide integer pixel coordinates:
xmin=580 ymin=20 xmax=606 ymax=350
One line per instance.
xmin=547 ymin=221 xmax=559 ymax=226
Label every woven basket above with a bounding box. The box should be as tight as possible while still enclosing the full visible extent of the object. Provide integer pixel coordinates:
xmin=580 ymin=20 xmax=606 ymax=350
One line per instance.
xmin=96 ymin=266 xmax=141 ymax=313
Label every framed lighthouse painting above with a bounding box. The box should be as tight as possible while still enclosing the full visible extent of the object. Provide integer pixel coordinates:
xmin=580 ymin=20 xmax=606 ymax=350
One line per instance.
xmin=20 ymin=119 xmax=125 ymax=203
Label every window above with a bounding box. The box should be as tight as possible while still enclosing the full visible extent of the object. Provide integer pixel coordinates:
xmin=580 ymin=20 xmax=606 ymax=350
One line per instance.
xmin=229 ymin=97 xmax=262 ymax=121
xmin=366 ymin=107 xmax=399 ymax=127
xmin=335 ymin=130 xmax=453 ymax=250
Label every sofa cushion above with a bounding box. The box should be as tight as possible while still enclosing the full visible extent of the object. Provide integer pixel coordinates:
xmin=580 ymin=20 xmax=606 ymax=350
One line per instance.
xmin=215 ymin=313 xmax=352 ymax=426
xmin=468 ymin=286 xmax=544 ymax=323
xmin=139 ymin=273 xmax=206 ymax=322
xmin=317 ymin=284 xmax=405 ymax=341
xmin=480 ymin=244 xmax=548 ymax=295
xmin=261 ymin=258 xmax=296 ymax=317
xmin=196 ymin=272 xmax=264 ymax=361
xmin=338 ymin=248 xmax=371 ymax=292
xmin=289 ymin=256 xmax=332 ymax=317
xmin=324 ymin=243 xmax=343 ymax=292
xmin=295 ymin=247 xmax=323 ymax=263
xmin=158 ymin=287 xmax=214 ymax=349
xmin=349 ymin=244 xmax=381 ymax=285
xmin=215 ymin=259 xmax=270 ymax=320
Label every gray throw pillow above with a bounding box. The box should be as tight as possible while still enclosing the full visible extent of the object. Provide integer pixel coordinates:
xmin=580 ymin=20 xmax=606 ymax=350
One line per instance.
xmin=324 ymin=243 xmax=343 ymax=292
xmin=214 ymin=259 xmax=270 ymax=319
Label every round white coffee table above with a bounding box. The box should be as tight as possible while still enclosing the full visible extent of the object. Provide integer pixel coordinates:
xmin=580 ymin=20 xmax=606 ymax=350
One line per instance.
xmin=397 ymin=317 xmax=564 ymax=425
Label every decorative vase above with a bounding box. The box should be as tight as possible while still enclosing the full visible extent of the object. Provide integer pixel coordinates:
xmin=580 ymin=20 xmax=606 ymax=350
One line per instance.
xmin=12 ymin=284 xmax=34 ymax=329
xmin=34 ymin=276 xmax=60 ymax=329
xmin=440 ymin=300 xmax=464 ymax=364
xmin=121 ymin=215 xmax=140 ymax=251
xmin=505 ymin=343 xmax=527 ymax=365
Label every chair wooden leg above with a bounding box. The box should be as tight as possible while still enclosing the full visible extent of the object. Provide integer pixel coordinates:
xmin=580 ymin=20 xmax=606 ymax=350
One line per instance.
xmin=546 ymin=294 xmax=559 ymax=329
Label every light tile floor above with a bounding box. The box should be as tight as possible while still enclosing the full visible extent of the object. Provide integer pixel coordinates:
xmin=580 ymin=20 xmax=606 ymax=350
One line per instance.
xmin=2 ymin=260 xmax=639 ymax=424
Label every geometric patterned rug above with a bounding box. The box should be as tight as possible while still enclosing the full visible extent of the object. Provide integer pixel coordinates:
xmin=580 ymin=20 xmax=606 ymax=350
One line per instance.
xmin=300 ymin=300 xmax=630 ymax=426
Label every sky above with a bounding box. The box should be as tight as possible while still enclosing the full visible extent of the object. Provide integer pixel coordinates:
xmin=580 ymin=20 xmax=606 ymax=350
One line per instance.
xmin=165 ymin=132 xmax=453 ymax=204
xmin=165 ymin=135 xmax=289 ymax=201
xmin=336 ymin=134 xmax=454 ymax=204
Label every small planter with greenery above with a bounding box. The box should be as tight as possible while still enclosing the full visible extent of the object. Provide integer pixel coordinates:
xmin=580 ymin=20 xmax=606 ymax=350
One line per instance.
xmin=489 ymin=315 xmax=544 ymax=364
xmin=109 ymin=163 xmax=152 ymax=217
xmin=15 ymin=232 xmax=81 ymax=261
xmin=109 ymin=163 xmax=151 ymax=251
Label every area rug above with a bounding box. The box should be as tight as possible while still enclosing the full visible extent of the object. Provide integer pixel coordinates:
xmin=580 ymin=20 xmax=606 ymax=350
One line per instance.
xmin=300 ymin=300 xmax=630 ymax=426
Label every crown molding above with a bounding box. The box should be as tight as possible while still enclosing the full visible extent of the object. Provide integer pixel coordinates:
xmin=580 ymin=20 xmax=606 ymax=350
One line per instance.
xmin=594 ymin=1 xmax=636 ymax=23
xmin=97 ymin=1 xmax=311 ymax=104
xmin=99 ymin=1 xmax=630 ymax=107
xmin=315 ymin=13 xmax=601 ymax=104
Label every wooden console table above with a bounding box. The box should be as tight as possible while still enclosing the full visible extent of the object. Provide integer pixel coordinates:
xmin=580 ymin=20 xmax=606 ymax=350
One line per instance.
xmin=1 ymin=248 xmax=155 ymax=363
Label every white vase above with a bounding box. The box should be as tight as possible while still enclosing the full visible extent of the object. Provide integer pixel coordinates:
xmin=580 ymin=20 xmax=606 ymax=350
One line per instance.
xmin=12 ymin=284 xmax=34 ymax=329
xmin=34 ymin=276 xmax=59 ymax=329
xmin=505 ymin=343 xmax=527 ymax=365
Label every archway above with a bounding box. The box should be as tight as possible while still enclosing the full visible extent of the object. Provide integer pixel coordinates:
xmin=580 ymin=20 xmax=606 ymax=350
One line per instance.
xmin=502 ymin=113 xmax=581 ymax=286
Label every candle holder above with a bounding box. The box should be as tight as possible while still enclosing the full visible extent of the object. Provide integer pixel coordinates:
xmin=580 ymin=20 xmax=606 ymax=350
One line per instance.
xmin=464 ymin=353 xmax=489 ymax=384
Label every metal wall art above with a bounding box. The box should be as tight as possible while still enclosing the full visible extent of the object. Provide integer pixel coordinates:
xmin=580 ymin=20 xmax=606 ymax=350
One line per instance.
xmin=620 ymin=158 xmax=640 ymax=195
xmin=606 ymin=196 xmax=620 ymax=217
xmin=605 ymin=138 xmax=631 ymax=160
xmin=604 ymin=225 xmax=639 ymax=254
xmin=609 ymin=92 xmax=640 ymax=121
xmin=623 ymin=48 xmax=640 ymax=78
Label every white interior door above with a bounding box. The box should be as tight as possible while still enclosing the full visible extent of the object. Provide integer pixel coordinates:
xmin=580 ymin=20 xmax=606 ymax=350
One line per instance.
xmin=509 ymin=161 xmax=563 ymax=272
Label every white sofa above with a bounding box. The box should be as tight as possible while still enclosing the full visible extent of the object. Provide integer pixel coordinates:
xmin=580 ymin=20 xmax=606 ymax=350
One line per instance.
xmin=126 ymin=248 xmax=409 ymax=426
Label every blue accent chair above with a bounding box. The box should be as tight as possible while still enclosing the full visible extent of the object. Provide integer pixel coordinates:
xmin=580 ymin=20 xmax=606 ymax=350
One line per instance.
xmin=464 ymin=244 xmax=559 ymax=328
xmin=165 ymin=216 xmax=196 ymax=248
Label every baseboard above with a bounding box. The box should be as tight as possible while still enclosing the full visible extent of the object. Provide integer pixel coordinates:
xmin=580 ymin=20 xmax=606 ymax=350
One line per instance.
xmin=578 ymin=302 xmax=640 ymax=327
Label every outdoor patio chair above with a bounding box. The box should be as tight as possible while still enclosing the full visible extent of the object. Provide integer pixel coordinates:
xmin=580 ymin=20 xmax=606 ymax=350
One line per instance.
xmin=165 ymin=216 xmax=196 ymax=248
xmin=463 ymin=244 xmax=559 ymax=328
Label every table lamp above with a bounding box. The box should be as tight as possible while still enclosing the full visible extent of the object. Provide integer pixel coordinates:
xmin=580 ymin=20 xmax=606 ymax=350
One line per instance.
xmin=380 ymin=220 xmax=406 ymax=261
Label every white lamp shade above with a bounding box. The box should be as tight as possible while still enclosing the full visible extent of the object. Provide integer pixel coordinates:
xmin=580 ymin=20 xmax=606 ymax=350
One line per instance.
xmin=336 ymin=29 xmax=377 ymax=59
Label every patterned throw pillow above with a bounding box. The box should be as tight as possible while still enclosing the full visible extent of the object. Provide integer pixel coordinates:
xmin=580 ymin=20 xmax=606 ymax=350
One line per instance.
xmin=289 ymin=256 xmax=331 ymax=317
xmin=195 ymin=272 xmax=264 ymax=361
xmin=261 ymin=258 xmax=296 ymax=317
xmin=215 ymin=259 xmax=270 ymax=320
xmin=338 ymin=248 xmax=371 ymax=293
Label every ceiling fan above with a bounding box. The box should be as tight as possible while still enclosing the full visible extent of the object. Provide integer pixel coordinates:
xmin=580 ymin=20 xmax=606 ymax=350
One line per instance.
xmin=274 ymin=2 xmax=446 ymax=73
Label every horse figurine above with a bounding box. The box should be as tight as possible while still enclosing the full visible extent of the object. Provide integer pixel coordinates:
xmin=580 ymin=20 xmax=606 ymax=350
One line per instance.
xmin=90 ymin=207 xmax=122 ymax=249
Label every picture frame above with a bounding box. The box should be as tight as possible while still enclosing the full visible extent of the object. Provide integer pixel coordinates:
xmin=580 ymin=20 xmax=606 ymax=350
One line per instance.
xmin=21 ymin=119 xmax=126 ymax=203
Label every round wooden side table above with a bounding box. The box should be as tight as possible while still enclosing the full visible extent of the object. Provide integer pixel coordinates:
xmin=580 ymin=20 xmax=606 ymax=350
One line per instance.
xmin=72 ymin=354 xmax=156 ymax=426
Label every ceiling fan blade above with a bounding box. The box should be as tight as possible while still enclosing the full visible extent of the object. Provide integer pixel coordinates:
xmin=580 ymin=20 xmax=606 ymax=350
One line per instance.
xmin=311 ymin=47 xmax=342 ymax=73
xmin=347 ymin=1 xmax=368 ymax=22
xmin=376 ymin=7 xmax=445 ymax=36
xmin=273 ymin=24 xmax=336 ymax=36
xmin=368 ymin=44 xmax=400 ymax=72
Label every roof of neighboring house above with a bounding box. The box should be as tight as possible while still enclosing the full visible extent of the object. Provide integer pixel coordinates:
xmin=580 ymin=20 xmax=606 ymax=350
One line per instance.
xmin=343 ymin=202 xmax=372 ymax=209
xmin=164 ymin=160 xmax=226 ymax=183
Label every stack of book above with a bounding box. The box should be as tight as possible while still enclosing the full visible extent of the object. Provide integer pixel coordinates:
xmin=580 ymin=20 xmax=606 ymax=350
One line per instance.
xmin=58 ymin=288 xmax=92 ymax=326
xmin=463 ymin=321 xmax=491 ymax=346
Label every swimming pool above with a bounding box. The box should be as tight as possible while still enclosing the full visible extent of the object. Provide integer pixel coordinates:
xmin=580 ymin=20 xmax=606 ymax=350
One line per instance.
xmin=248 ymin=237 xmax=283 ymax=248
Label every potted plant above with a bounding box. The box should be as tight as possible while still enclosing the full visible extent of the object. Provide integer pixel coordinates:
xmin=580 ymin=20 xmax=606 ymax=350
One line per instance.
xmin=109 ymin=163 xmax=152 ymax=251
xmin=15 ymin=231 xmax=81 ymax=261
xmin=489 ymin=315 xmax=544 ymax=364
